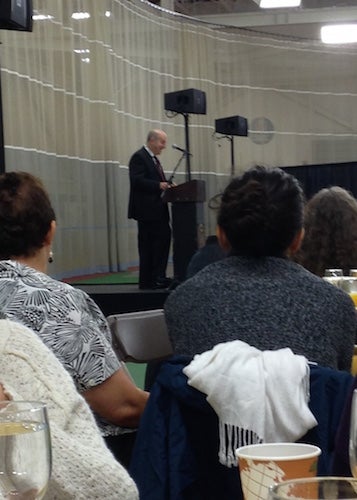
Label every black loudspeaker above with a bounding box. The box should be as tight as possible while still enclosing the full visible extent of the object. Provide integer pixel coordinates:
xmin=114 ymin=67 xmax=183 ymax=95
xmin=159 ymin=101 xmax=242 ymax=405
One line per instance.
xmin=164 ymin=88 xmax=206 ymax=115
xmin=0 ymin=0 xmax=32 ymax=31
xmin=215 ymin=115 xmax=248 ymax=136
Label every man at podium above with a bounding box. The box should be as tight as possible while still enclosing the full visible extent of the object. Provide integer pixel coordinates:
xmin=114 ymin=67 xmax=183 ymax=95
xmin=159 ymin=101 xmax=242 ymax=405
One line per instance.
xmin=128 ymin=129 xmax=172 ymax=290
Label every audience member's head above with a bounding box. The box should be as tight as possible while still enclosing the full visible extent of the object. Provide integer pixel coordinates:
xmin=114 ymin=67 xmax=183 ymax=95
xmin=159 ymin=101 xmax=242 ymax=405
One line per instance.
xmin=185 ymin=234 xmax=226 ymax=279
xmin=0 ymin=171 xmax=55 ymax=259
xmin=294 ymin=186 xmax=357 ymax=277
xmin=217 ymin=165 xmax=305 ymax=258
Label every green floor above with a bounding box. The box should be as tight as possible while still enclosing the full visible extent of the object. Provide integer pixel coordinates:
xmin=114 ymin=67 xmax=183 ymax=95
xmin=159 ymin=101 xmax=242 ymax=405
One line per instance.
xmin=67 ymin=271 xmax=138 ymax=285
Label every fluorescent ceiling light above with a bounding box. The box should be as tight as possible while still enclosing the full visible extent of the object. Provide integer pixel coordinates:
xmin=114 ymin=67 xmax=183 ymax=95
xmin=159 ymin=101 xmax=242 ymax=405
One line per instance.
xmin=254 ymin=0 xmax=301 ymax=7
xmin=321 ymin=24 xmax=357 ymax=44
xmin=32 ymin=14 xmax=54 ymax=20
xmin=71 ymin=12 xmax=90 ymax=20
xmin=73 ymin=49 xmax=90 ymax=54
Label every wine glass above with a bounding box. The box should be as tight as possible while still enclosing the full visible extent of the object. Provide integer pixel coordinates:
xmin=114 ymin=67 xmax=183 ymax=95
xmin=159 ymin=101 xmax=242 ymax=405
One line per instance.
xmin=324 ymin=269 xmax=343 ymax=277
xmin=323 ymin=269 xmax=344 ymax=288
xmin=350 ymin=389 xmax=357 ymax=478
xmin=0 ymin=401 xmax=52 ymax=499
xmin=269 ymin=477 xmax=357 ymax=500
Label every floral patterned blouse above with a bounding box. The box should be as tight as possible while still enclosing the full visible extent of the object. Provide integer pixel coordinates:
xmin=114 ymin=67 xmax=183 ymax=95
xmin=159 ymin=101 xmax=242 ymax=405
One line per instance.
xmin=0 ymin=260 xmax=125 ymax=436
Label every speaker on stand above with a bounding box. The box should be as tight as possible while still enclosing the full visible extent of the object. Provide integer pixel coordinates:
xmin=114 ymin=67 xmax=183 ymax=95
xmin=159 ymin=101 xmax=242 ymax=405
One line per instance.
xmin=214 ymin=115 xmax=248 ymax=177
xmin=163 ymin=88 xmax=207 ymax=281
xmin=164 ymin=88 xmax=206 ymax=182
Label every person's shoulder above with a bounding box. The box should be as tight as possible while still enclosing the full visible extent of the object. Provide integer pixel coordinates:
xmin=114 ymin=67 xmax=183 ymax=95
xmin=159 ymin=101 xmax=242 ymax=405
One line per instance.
xmin=0 ymin=319 xmax=30 ymax=351
xmin=62 ymin=284 xmax=106 ymax=319
xmin=129 ymin=146 xmax=147 ymax=162
xmin=292 ymin=262 xmax=356 ymax=307
xmin=170 ymin=259 xmax=225 ymax=296
xmin=45 ymin=274 xmax=83 ymax=297
xmin=44 ymin=278 xmax=101 ymax=316
xmin=133 ymin=146 xmax=145 ymax=155
xmin=289 ymin=260 xmax=329 ymax=284
xmin=0 ymin=319 xmax=77 ymax=384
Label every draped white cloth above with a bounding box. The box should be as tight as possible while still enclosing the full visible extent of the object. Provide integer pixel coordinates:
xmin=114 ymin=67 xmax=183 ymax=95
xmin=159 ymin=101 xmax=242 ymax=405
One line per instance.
xmin=184 ymin=340 xmax=317 ymax=467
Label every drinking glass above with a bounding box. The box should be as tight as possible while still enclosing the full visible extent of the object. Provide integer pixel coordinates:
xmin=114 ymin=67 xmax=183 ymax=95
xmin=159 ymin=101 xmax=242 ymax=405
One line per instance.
xmin=350 ymin=390 xmax=357 ymax=478
xmin=324 ymin=269 xmax=344 ymax=277
xmin=323 ymin=269 xmax=344 ymax=288
xmin=341 ymin=278 xmax=357 ymax=308
xmin=0 ymin=401 xmax=52 ymax=499
xmin=269 ymin=477 xmax=357 ymax=500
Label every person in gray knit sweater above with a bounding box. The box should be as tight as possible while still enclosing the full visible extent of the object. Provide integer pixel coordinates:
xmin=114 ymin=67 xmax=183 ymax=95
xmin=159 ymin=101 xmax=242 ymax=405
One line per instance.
xmin=164 ymin=166 xmax=357 ymax=371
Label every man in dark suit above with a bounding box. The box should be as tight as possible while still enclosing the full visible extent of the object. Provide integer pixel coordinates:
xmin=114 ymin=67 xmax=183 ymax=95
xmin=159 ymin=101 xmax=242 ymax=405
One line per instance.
xmin=128 ymin=129 xmax=172 ymax=289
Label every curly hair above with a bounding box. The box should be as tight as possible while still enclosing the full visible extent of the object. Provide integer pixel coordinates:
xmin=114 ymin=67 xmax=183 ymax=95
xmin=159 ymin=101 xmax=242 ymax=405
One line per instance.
xmin=0 ymin=171 xmax=56 ymax=259
xmin=294 ymin=186 xmax=357 ymax=277
xmin=217 ymin=165 xmax=304 ymax=257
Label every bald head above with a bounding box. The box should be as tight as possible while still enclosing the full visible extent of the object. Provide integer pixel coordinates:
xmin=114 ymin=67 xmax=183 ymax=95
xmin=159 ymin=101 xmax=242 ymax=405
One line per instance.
xmin=146 ymin=129 xmax=167 ymax=156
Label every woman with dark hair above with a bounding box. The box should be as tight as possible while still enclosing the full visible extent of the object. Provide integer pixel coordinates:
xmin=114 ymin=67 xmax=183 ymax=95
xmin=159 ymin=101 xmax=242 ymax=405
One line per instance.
xmin=0 ymin=171 xmax=148 ymax=468
xmin=165 ymin=166 xmax=357 ymax=371
xmin=294 ymin=186 xmax=357 ymax=277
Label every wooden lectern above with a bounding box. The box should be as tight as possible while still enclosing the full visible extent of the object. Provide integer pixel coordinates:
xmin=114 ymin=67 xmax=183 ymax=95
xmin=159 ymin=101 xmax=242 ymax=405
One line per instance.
xmin=163 ymin=179 xmax=206 ymax=282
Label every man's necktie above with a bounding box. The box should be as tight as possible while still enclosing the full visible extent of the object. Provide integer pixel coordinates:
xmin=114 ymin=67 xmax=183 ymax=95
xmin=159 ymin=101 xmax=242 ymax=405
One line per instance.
xmin=154 ymin=156 xmax=166 ymax=181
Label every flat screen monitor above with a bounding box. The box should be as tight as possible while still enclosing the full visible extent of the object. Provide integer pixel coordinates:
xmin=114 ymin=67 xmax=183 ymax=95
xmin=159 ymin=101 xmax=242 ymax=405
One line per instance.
xmin=0 ymin=0 xmax=32 ymax=32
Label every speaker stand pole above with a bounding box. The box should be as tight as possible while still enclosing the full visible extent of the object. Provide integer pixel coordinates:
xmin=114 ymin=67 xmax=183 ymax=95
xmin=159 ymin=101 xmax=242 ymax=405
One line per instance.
xmin=183 ymin=112 xmax=191 ymax=182
xmin=0 ymin=67 xmax=5 ymax=173
xmin=228 ymin=135 xmax=235 ymax=177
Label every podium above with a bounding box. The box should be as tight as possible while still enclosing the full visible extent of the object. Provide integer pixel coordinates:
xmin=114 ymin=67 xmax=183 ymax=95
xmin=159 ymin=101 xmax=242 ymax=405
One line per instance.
xmin=163 ymin=180 xmax=206 ymax=282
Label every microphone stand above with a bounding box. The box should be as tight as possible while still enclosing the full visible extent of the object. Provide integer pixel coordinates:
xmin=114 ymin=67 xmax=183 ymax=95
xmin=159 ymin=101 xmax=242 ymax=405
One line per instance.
xmin=213 ymin=133 xmax=235 ymax=177
xmin=168 ymin=151 xmax=187 ymax=184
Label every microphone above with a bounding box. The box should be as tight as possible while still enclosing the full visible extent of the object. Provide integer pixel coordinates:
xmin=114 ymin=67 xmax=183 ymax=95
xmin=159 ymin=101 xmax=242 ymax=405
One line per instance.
xmin=172 ymin=144 xmax=192 ymax=156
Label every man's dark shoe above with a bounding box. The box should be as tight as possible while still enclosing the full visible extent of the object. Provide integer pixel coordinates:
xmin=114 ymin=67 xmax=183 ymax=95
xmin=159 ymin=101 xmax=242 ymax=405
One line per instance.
xmin=139 ymin=283 xmax=153 ymax=290
xmin=139 ymin=277 xmax=173 ymax=290
xmin=157 ymin=277 xmax=173 ymax=287
xmin=167 ymin=278 xmax=181 ymax=291
xmin=152 ymin=281 xmax=169 ymax=290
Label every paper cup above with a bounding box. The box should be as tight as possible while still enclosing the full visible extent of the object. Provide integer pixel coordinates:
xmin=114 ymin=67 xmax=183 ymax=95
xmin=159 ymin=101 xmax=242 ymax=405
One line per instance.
xmin=236 ymin=443 xmax=321 ymax=500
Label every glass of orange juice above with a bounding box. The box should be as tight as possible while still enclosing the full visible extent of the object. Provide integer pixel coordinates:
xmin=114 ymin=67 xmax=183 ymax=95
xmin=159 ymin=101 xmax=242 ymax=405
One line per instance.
xmin=341 ymin=277 xmax=357 ymax=307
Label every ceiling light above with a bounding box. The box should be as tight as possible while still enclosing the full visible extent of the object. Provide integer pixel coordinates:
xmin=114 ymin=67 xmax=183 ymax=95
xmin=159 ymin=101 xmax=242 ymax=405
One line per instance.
xmin=321 ymin=24 xmax=357 ymax=44
xmin=253 ymin=0 xmax=301 ymax=7
xmin=73 ymin=49 xmax=90 ymax=54
xmin=32 ymin=14 xmax=54 ymax=21
xmin=71 ymin=12 xmax=90 ymax=20
xmin=105 ymin=11 xmax=111 ymax=18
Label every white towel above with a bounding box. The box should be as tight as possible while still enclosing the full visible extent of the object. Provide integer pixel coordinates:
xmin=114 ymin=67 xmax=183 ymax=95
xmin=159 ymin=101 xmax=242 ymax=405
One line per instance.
xmin=183 ymin=340 xmax=317 ymax=467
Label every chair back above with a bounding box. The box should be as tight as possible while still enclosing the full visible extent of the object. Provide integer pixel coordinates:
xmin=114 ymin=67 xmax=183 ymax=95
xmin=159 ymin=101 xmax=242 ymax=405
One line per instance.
xmin=107 ymin=309 xmax=173 ymax=363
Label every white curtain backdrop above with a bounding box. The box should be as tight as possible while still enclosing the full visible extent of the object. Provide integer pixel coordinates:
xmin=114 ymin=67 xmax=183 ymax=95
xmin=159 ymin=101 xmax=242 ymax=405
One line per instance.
xmin=0 ymin=0 xmax=356 ymax=279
